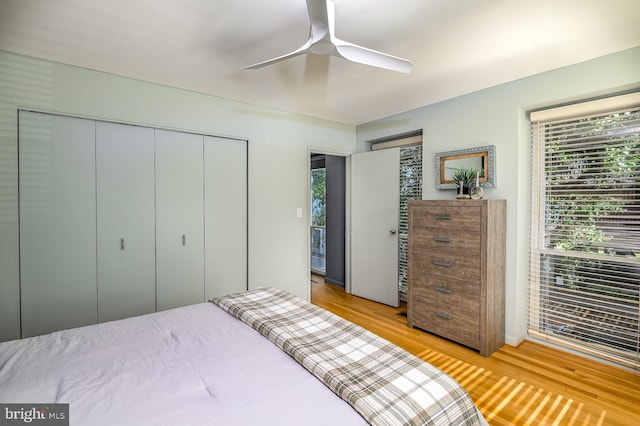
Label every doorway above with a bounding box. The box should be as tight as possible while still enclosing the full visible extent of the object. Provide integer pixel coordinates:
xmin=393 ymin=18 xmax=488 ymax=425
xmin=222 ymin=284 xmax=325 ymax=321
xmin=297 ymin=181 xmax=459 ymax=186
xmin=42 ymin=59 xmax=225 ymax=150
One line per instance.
xmin=310 ymin=153 xmax=346 ymax=288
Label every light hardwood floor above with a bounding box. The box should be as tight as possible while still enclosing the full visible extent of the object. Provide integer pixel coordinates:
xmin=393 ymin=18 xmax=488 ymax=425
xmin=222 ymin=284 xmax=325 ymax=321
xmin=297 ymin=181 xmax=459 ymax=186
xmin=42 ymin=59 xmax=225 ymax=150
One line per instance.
xmin=310 ymin=278 xmax=640 ymax=426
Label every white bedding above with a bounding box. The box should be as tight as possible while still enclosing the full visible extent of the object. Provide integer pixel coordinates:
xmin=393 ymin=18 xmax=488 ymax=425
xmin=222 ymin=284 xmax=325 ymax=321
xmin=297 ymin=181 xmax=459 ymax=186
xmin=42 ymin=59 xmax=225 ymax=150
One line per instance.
xmin=0 ymin=303 xmax=368 ymax=425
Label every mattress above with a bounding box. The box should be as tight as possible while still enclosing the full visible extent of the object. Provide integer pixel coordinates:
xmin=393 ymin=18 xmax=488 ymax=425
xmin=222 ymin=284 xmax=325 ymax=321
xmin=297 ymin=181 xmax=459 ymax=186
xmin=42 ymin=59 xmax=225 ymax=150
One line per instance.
xmin=0 ymin=302 xmax=368 ymax=425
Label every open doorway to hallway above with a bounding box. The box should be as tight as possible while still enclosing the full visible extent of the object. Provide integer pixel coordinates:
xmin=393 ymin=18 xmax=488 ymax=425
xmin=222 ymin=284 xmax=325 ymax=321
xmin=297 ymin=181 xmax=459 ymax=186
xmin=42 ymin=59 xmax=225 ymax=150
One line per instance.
xmin=310 ymin=153 xmax=345 ymax=288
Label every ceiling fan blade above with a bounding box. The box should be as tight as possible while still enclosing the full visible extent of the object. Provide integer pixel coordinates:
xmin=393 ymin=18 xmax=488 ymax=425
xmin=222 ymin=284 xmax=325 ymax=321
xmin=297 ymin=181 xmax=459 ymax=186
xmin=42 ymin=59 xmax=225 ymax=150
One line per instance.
xmin=243 ymin=0 xmax=413 ymax=73
xmin=243 ymin=40 xmax=313 ymax=70
xmin=243 ymin=0 xmax=330 ymax=70
xmin=334 ymin=41 xmax=413 ymax=73
xmin=306 ymin=0 xmax=331 ymax=41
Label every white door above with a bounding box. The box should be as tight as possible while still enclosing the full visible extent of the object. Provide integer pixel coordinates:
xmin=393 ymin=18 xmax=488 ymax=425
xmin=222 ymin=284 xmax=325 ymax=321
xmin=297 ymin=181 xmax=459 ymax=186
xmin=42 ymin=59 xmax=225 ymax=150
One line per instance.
xmin=155 ymin=129 xmax=205 ymax=310
xmin=96 ymin=122 xmax=156 ymax=322
xmin=351 ymin=148 xmax=400 ymax=307
xmin=19 ymin=111 xmax=98 ymax=337
xmin=204 ymin=136 xmax=247 ymax=298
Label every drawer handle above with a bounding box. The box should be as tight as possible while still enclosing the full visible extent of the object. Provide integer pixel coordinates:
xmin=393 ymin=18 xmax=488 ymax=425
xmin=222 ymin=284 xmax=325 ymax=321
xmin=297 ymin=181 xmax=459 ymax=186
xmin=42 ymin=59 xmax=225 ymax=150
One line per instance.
xmin=433 ymin=260 xmax=451 ymax=267
xmin=434 ymin=311 xmax=451 ymax=320
xmin=433 ymin=237 xmax=451 ymax=243
xmin=435 ymin=286 xmax=453 ymax=294
xmin=434 ymin=214 xmax=451 ymax=220
xmin=120 ymin=238 xmax=125 ymax=250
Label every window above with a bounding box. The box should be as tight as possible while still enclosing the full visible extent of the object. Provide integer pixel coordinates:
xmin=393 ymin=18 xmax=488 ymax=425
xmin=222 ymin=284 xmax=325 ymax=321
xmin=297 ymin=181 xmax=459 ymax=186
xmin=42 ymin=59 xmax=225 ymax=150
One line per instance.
xmin=528 ymin=92 xmax=640 ymax=369
xmin=311 ymin=167 xmax=326 ymax=274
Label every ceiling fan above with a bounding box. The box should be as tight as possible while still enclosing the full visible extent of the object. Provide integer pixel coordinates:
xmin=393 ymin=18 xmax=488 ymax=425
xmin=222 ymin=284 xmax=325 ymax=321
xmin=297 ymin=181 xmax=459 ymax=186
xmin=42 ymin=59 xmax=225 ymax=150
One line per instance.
xmin=244 ymin=0 xmax=412 ymax=73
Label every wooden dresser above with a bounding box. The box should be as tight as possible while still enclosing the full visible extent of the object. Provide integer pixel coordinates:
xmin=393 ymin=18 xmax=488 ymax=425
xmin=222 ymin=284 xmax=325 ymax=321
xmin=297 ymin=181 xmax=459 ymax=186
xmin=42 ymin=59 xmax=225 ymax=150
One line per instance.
xmin=407 ymin=199 xmax=506 ymax=357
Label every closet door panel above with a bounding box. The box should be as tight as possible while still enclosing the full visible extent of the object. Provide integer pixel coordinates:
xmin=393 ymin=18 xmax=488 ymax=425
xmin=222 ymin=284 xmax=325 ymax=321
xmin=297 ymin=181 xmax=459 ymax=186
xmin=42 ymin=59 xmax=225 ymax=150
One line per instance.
xmin=96 ymin=122 xmax=156 ymax=322
xmin=204 ymin=136 xmax=247 ymax=298
xmin=19 ymin=111 xmax=97 ymax=337
xmin=155 ymin=129 xmax=204 ymax=310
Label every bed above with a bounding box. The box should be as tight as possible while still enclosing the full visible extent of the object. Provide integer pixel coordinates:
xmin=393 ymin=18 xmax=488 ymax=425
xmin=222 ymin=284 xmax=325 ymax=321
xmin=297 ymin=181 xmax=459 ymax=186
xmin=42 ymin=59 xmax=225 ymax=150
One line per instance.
xmin=0 ymin=287 xmax=487 ymax=425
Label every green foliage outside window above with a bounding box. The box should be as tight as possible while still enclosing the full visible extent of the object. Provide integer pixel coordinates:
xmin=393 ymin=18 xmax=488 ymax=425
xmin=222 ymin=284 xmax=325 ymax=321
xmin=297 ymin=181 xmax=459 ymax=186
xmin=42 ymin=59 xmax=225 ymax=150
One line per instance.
xmin=311 ymin=168 xmax=326 ymax=227
xmin=540 ymin=111 xmax=639 ymax=352
xmin=545 ymin=112 xmax=639 ymax=260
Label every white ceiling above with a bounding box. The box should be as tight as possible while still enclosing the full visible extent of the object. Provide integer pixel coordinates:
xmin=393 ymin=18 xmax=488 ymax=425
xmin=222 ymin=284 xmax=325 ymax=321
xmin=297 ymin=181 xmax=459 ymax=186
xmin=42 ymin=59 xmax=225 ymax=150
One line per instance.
xmin=1 ymin=0 xmax=639 ymax=125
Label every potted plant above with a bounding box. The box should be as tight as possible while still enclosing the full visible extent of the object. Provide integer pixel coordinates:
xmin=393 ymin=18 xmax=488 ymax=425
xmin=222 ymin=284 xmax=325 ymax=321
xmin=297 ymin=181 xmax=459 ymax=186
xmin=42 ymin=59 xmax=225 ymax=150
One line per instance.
xmin=452 ymin=167 xmax=484 ymax=194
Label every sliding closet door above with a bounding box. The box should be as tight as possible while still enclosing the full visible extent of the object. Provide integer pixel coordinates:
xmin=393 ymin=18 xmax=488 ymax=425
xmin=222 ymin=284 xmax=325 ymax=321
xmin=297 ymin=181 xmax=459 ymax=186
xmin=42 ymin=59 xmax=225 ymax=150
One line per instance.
xmin=19 ymin=111 xmax=97 ymax=337
xmin=155 ymin=129 xmax=205 ymax=310
xmin=204 ymin=136 xmax=247 ymax=298
xmin=96 ymin=122 xmax=156 ymax=322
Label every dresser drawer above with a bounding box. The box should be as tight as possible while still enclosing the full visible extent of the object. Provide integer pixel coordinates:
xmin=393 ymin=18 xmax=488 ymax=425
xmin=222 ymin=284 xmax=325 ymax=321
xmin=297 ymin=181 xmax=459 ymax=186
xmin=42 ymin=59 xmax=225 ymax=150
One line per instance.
xmin=411 ymin=306 xmax=480 ymax=349
xmin=411 ymin=228 xmax=480 ymax=254
xmin=411 ymin=247 xmax=481 ymax=282
xmin=410 ymin=206 xmax=481 ymax=231
xmin=410 ymin=276 xmax=480 ymax=314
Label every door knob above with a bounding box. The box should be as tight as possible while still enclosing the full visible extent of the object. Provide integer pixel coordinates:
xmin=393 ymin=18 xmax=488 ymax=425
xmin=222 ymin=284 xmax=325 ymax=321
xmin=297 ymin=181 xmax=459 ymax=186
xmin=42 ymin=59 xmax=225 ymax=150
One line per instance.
xmin=389 ymin=229 xmax=397 ymax=235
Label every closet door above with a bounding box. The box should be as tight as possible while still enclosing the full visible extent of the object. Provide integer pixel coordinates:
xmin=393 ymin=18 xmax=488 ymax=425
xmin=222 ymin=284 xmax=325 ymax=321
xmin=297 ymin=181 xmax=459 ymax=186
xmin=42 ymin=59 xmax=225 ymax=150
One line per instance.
xmin=96 ymin=122 xmax=156 ymax=322
xmin=19 ymin=111 xmax=97 ymax=337
xmin=155 ymin=129 xmax=205 ymax=310
xmin=204 ymin=136 xmax=247 ymax=298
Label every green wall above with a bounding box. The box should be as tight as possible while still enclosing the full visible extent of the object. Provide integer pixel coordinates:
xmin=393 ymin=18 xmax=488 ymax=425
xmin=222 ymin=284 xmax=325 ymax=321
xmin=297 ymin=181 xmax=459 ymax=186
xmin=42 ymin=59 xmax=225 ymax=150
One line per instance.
xmin=2 ymin=47 xmax=638 ymax=345
xmin=356 ymin=46 xmax=640 ymax=345
xmin=0 ymin=51 xmax=356 ymax=341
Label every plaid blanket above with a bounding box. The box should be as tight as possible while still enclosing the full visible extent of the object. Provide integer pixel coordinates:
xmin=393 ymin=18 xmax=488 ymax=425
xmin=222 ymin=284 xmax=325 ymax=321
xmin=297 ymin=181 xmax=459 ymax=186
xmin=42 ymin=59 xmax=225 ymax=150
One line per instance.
xmin=211 ymin=288 xmax=482 ymax=426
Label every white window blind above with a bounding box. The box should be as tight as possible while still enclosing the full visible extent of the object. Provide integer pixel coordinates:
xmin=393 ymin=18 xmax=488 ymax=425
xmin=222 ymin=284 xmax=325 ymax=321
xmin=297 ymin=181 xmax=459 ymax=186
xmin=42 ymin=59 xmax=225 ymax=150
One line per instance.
xmin=528 ymin=92 xmax=640 ymax=369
